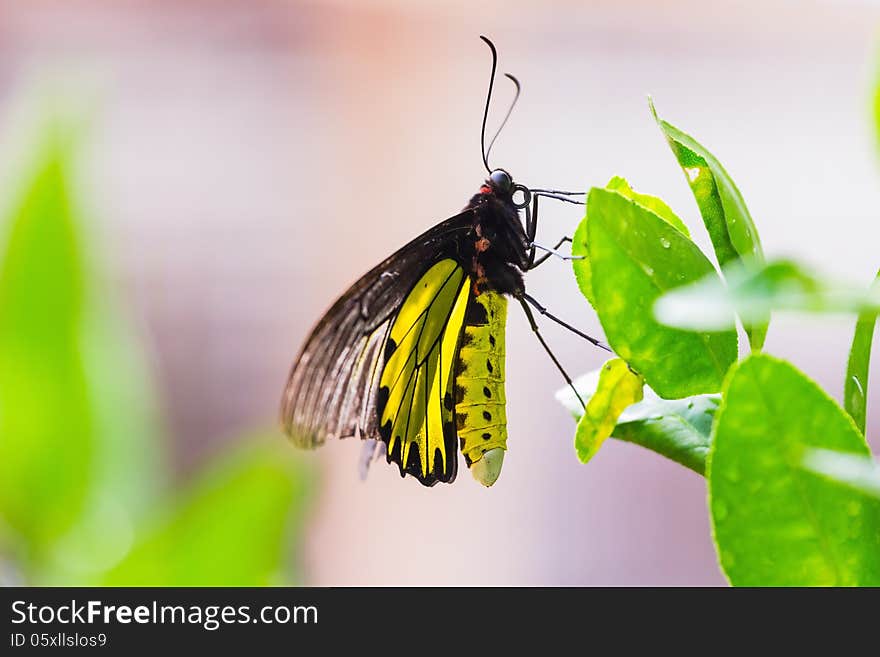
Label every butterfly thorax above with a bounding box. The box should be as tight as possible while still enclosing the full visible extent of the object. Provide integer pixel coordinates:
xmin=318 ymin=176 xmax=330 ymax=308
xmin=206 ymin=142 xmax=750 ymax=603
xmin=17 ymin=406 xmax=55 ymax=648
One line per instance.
xmin=460 ymin=186 xmax=528 ymax=298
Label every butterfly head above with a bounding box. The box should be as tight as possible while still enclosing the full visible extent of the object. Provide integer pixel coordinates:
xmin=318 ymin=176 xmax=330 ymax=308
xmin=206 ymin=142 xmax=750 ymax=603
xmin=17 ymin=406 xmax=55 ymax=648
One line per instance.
xmin=488 ymin=168 xmax=513 ymax=194
xmin=483 ymin=168 xmax=530 ymax=209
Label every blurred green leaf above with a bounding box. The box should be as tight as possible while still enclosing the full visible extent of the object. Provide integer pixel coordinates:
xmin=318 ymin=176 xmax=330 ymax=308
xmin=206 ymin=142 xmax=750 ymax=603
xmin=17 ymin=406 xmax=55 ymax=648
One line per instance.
xmin=0 ymin=122 xmax=93 ymax=559
xmin=575 ymin=187 xmax=737 ymax=398
xmin=102 ymin=442 xmax=313 ymax=586
xmin=0 ymin=105 xmax=164 ymax=583
xmin=572 ymin=359 xmax=644 ymax=464
xmin=558 ymin=373 xmax=718 ymax=475
xmin=655 ymin=259 xmax=880 ymax=331
xmin=844 ymin=269 xmax=880 ymax=435
xmin=40 ymin=303 xmax=165 ymax=584
xmin=651 ymin=99 xmax=767 ymax=351
xmin=873 ymin=53 xmax=880 ymax=151
xmin=803 ymin=449 xmax=880 ymax=500
xmin=709 ymin=355 xmax=880 ymax=586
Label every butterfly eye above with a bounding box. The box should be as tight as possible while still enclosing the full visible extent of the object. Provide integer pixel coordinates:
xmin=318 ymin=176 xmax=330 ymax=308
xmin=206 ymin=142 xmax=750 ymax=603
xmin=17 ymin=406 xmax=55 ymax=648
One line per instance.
xmin=511 ymin=184 xmax=531 ymax=209
xmin=489 ymin=169 xmax=512 ymax=193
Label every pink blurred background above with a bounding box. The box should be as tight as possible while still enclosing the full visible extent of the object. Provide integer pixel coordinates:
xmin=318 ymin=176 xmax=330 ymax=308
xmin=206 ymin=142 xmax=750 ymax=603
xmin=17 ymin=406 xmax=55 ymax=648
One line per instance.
xmin=2 ymin=0 xmax=878 ymax=585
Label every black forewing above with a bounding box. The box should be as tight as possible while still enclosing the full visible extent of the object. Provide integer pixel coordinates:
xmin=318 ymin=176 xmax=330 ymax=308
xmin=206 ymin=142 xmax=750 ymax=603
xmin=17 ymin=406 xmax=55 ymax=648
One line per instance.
xmin=280 ymin=210 xmax=473 ymax=449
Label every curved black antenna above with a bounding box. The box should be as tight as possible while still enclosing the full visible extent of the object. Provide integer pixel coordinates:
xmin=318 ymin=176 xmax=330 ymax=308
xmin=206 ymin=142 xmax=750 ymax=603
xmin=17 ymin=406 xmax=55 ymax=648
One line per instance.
xmin=479 ymin=35 xmax=498 ymax=174
xmin=485 ymin=73 xmax=521 ymax=165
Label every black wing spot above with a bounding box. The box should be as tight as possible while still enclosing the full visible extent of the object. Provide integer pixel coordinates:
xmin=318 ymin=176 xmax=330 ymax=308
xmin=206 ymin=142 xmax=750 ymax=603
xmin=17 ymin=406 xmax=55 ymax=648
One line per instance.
xmin=377 ymin=386 xmax=390 ymax=418
xmin=482 ymin=410 xmax=492 ymax=421
xmin=405 ymin=442 xmax=421 ymax=474
xmin=432 ymin=449 xmax=445 ymax=478
xmin=386 ymin=431 xmax=401 ymax=463
xmin=383 ymin=338 xmax=397 ymax=363
xmin=489 ymin=334 xmax=496 ymax=347
xmin=486 ymin=358 xmax=493 ymax=373
xmin=483 ymin=386 xmax=492 ymax=398
xmin=482 ymin=432 xmax=491 ymax=440
xmin=444 ymin=392 xmax=454 ymax=411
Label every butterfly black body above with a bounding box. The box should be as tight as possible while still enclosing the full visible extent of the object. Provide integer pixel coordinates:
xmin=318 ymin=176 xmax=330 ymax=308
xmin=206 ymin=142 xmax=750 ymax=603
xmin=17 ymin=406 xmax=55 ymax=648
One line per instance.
xmin=461 ymin=180 xmax=530 ymax=296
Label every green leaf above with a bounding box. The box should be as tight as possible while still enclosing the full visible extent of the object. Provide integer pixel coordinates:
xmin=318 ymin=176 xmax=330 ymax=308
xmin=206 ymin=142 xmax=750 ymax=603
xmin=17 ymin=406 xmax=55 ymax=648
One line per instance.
xmin=0 ymin=106 xmax=164 ymax=583
xmin=0 ymin=121 xmax=94 ymax=557
xmin=604 ymin=176 xmax=691 ymax=237
xmin=844 ymin=269 xmax=880 ymax=435
xmin=577 ymin=186 xmax=737 ymax=398
xmin=39 ymin=303 xmax=165 ymax=584
xmin=709 ymin=354 xmax=880 ymax=586
xmin=572 ymin=177 xmax=689 ymax=307
xmin=573 ymin=359 xmax=644 ymax=464
xmin=655 ymin=258 xmax=880 ymax=331
xmin=650 ymin=99 xmax=767 ymax=351
xmin=558 ymin=374 xmax=717 ymax=475
xmin=571 ymin=207 xmax=596 ymax=307
xmin=803 ymin=449 xmax=880 ymax=500
xmin=611 ymin=396 xmax=717 ymax=475
xmin=571 ymin=208 xmax=596 ymax=308
xmin=103 ymin=441 xmax=313 ymax=586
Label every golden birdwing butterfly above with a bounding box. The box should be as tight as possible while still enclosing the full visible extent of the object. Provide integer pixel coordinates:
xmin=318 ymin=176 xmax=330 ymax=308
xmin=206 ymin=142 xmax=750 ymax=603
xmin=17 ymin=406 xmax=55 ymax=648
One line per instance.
xmin=280 ymin=37 xmax=607 ymax=487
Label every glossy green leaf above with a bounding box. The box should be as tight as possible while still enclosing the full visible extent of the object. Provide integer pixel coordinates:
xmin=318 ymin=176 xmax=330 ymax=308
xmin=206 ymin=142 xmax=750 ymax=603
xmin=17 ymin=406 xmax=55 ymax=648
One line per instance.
xmin=578 ymin=186 xmax=737 ymax=398
xmin=558 ymin=374 xmax=717 ymax=475
xmin=803 ymin=449 xmax=880 ymax=500
xmin=655 ymin=259 xmax=880 ymax=331
xmin=570 ymin=207 xmax=596 ymax=307
xmin=102 ymin=442 xmax=312 ymax=586
xmin=709 ymin=355 xmax=880 ymax=586
xmin=604 ymin=176 xmax=691 ymax=237
xmin=572 ymin=177 xmax=689 ymax=307
xmin=651 ymin=99 xmax=767 ymax=351
xmin=844 ymin=269 xmax=880 ymax=435
xmin=611 ymin=396 xmax=717 ymax=475
xmin=573 ymin=359 xmax=644 ymax=464
xmin=0 ymin=124 xmax=93 ymax=556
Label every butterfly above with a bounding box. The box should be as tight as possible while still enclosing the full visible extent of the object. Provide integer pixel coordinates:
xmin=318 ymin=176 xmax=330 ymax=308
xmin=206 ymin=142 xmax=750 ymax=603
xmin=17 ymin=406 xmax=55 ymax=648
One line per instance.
xmin=280 ymin=36 xmax=608 ymax=487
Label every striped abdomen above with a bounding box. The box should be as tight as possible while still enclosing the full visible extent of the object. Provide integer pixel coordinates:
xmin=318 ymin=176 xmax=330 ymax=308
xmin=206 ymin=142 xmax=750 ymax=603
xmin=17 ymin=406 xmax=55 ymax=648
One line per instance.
xmin=455 ymin=290 xmax=508 ymax=486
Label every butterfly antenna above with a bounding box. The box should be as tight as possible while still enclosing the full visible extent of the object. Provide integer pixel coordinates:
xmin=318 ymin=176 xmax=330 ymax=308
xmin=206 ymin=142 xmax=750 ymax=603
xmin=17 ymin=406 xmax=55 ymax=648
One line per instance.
xmin=485 ymin=74 xmax=521 ymax=165
xmin=479 ymin=35 xmax=498 ymax=174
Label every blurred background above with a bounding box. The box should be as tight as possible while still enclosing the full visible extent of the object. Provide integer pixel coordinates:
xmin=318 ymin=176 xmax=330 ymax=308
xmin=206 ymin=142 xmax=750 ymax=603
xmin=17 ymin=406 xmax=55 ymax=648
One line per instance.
xmin=0 ymin=0 xmax=878 ymax=586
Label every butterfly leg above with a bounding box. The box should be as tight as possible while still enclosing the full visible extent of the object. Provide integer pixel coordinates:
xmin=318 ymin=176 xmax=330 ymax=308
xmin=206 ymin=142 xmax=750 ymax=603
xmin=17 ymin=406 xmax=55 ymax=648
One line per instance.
xmin=530 ymin=187 xmax=585 ymax=196
xmin=521 ymin=293 xmax=611 ymax=353
xmin=525 ymin=192 xmax=586 ymax=269
xmin=529 ymin=236 xmax=582 ymax=269
xmin=515 ymin=295 xmax=587 ymax=410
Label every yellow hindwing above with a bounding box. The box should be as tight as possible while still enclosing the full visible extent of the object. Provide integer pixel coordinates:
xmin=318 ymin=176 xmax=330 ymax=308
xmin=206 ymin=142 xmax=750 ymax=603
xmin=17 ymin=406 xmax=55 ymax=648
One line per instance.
xmin=377 ymin=259 xmax=470 ymax=484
